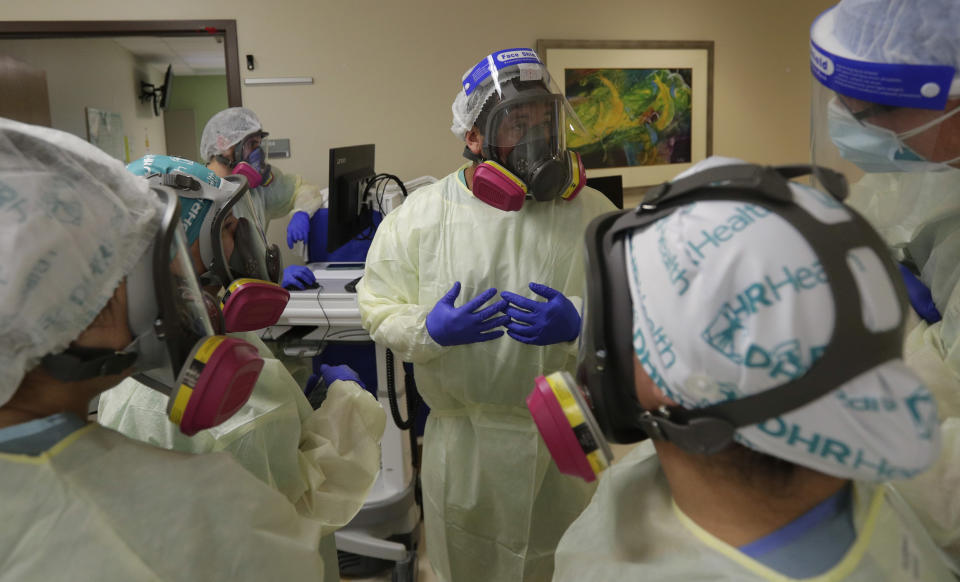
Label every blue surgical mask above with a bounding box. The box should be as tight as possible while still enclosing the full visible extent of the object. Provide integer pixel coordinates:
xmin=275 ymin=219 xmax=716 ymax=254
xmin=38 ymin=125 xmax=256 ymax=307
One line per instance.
xmin=828 ymin=100 xmax=960 ymax=174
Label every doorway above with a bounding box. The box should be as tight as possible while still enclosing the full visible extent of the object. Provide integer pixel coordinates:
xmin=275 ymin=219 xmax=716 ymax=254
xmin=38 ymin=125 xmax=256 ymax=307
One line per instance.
xmin=0 ymin=20 xmax=241 ymax=163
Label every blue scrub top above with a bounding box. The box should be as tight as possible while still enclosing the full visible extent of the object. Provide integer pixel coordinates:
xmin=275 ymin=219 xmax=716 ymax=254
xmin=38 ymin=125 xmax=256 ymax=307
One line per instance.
xmin=738 ymin=484 xmax=855 ymax=577
xmin=0 ymin=412 xmax=87 ymax=455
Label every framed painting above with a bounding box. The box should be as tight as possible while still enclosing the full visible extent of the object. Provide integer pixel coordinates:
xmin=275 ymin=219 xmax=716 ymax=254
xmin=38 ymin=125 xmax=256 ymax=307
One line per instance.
xmin=537 ymin=39 xmax=714 ymax=188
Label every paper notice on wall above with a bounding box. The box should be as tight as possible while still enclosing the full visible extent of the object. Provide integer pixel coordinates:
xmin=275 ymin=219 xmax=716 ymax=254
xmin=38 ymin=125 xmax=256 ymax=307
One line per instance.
xmin=85 ymin=107 xmax=126 ymax=162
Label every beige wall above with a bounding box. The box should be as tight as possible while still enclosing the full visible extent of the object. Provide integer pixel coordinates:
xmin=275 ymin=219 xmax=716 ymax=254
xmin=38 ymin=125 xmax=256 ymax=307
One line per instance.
xmin=3 ymin=0 xmax=832 ymax=192
xmin=0 ymin=38 xmax=167 ymax=161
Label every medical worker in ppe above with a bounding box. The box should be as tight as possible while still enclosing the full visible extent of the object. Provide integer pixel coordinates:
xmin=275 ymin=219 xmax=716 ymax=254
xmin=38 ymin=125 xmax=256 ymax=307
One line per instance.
xmin=538 ymin=157 xmax=955 ymax=580
xmin=0 ymin=118 xmax=328 ymax=580
xmin=356 ymin=48 xmax=615 ymax=582
xmin=810 ymin=0 xmax=960 ymax=413
xmin=810 ymin=0 xmax=960 ymax=560
xmin=200 ymin=106 xmax=325 ymax=291
xmin=97 ymin=155 xmax=386 ymax=582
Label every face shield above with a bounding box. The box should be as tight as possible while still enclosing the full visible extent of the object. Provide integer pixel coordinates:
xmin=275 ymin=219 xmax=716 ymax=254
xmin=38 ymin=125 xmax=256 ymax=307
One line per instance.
xmin=484 ymin=91 xmax=567 ymax=188
xmin=460 ymin=48 xmax=589 ymax=210
xmin=810 ymin=7 xmax=960 ymax=189
xmin=124 ymin=188 xmax=264 ymax=435
xmin=204 ymin=175 xmax=288 ymax=331
xmin=209 ymin=175 xmax=281 ymax=283
xmin=127 ymin=155 xmax=288 ymax=332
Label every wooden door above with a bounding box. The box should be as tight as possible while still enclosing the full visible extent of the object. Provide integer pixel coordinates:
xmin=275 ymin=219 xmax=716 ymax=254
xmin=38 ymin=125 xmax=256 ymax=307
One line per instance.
xmin=0 ymin=55 xmax=52 ymax=126
xmin=163 ymin=108 xmax=198 ymax=160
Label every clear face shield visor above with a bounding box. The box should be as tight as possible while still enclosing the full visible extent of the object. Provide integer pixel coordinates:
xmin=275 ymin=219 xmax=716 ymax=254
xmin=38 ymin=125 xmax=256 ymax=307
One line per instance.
xmin=126 ymin=188 xmax=264 ymax=435
xmin=207 ymin=175 xmax=289 ymax=332
xmin=481 ymin=73 xmax=592 ymax=169
xmin=165 ymin=225 xmax=218 ymax=358
xmin=471 ymin=66 xmax=591 ymax=209
xmin=485 ymin=94 xmax=565 ymax=174
xmin=211 ymin=176 xmax=281 ymax=284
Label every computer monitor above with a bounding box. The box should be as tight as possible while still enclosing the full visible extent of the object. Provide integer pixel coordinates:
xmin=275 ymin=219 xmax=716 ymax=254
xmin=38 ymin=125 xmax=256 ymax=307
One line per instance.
xmin=139 ymin=64 xmax=173 ymax=117
xmin=158 ymin=64 xmax=173 ymax=111
xmin=327 ymin=144 xmax=376 ymax=253
xmin=586 ymin=175 xmax=624 ymax=209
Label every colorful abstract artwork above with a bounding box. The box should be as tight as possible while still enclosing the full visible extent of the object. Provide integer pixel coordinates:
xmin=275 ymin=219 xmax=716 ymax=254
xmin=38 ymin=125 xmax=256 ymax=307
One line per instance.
xmin=537 ymin=40 xmax=713 ymax=188
xmin=564 ymin=68 xmax=693 ymax=169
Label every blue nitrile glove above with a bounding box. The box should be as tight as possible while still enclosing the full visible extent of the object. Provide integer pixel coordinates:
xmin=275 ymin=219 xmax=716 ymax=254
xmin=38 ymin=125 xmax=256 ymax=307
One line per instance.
xmin=286 ymin=211 xmax=311 ymax=249
xmin=320 ymin=363 xmax=367 ymax=389
xmin=501 ymin=282 xmax=581 ymax=345
xmin=899 ymin=264 xmax=942 ymax=324
xmin=282 ymin=264 xmax=316 ymax=290
xmin=425 ymin=281 xmax=510 ymax=346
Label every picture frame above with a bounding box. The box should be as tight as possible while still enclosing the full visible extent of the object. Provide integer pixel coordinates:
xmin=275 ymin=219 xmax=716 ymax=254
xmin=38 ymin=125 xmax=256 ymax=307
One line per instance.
xmin=537 ymin=39 xmax=714 ymax=189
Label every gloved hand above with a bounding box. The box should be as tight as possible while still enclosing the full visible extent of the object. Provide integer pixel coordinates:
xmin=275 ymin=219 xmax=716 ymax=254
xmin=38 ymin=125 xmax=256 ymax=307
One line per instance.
xmin=286 ymin=211 xmax=311 ymax=248
xmin=232 ymin=161 xmax=263 ymax=189
xmin=426 ymin=281 xmax=510 ymax=347
xmin=282 ymin=264 xmax=317 ymax=290
xmin=899 ymin=264 xmax=942 ymax=324
xmin=320 ymin=363 xmax=367 ymax=389
xmin=501 ymin=283 xmax=581 ymax=345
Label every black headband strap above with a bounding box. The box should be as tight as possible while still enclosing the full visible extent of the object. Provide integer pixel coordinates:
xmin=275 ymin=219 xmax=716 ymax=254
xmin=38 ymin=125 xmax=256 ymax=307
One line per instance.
xmin=591 ymin=164 xmax=903 ymax=454
xmin=41 ymin=348 xmax=138 ymax=382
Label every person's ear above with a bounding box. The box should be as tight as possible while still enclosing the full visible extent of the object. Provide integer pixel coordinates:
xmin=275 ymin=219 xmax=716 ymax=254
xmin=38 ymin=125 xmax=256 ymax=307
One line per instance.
xmin=633 ymin=355 xmax=677 ymax=410
xmin=188 ymin=239 xmax=207 ymax=276
xmin=465 ymin=126 xmax=484 ymax=157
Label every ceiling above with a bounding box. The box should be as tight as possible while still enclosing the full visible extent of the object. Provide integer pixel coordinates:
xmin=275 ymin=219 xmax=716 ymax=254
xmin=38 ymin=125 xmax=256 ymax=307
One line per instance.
xmin=112 ymin=35 xmax=225 ymax=76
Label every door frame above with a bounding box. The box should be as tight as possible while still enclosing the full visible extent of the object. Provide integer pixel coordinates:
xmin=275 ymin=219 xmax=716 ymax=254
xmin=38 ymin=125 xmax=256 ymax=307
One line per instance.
xmin=0 ymin=20 xmax=241 ymax=107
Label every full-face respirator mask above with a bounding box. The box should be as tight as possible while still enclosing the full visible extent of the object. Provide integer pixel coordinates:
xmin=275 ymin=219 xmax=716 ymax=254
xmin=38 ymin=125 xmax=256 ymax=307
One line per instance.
xmin=42 ymin=186 xmax=265 ymax=436
xmin=215 ymin=131 xmax=273 ymax=189
xmin=459 ymin=48 xmax=588 ymax=211
xmin=127 ymin=155 xmax=288 ymax=333
xmin=526 ymin=163 xmax=909 ymax=482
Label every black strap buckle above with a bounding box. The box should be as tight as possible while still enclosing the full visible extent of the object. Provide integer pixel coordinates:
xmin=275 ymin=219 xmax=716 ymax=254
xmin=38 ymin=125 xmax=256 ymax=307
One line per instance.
xmin=162 ymin=173 xmax=202 ymax=191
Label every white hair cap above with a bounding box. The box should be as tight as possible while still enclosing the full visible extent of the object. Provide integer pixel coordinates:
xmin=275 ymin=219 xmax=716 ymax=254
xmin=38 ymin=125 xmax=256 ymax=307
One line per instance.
xmin=827 ymin=0 xmax=960 ymax=95
xmin=199 ymin=107 xmax=263 ymax=162
xmin=450 ymin=48 xmax=550 ymax=140
xmin=626 ymin=156 xmax=940 ymax=481
xmin=0 ymin=119 xmax=161 ymax=402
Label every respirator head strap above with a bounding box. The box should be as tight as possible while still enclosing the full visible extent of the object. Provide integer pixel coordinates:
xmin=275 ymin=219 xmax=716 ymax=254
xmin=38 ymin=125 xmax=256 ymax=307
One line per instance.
xmin=462 ymin=145 xmax=483 ymax=163
xmin=41 ymin=347 xmax=139 ymax=382
xmin=612 ymin=165 xmax=899 ymax=455
xmin=214 ymin=154 xmax=234 ymax=169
